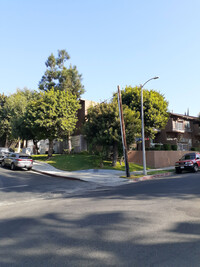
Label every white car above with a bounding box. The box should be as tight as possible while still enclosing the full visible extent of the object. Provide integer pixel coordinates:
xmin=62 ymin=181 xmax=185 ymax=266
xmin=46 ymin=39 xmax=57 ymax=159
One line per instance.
xmin=1 ymin=153 xmax=33 ymax=170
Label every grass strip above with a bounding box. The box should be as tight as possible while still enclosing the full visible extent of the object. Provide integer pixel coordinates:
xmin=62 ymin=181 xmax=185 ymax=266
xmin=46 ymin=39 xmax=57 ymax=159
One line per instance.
xmin=32 ymin=154 xmax=149 ymax=172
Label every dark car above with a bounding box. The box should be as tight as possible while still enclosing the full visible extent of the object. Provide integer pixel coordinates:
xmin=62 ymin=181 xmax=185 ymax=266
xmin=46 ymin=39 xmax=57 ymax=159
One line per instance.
xmin=1 ymin=152 xmax=33 ymax=170
xmin=175 ymin=152 xmax=200 ymax=173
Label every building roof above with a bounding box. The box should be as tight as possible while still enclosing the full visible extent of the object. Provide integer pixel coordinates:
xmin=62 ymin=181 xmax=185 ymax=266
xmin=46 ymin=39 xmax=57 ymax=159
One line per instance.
xmin=170 ymin=112 xmax=199 ymax=121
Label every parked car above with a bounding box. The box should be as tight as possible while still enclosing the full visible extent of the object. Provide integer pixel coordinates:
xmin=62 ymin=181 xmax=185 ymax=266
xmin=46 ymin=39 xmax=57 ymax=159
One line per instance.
xmin=1 ymin=153 xmax=33 ymax=170
xmin=175 ymin=152 xmax=200 ymax=173
xmin=0 ymin=147 xmax=13 ymax=164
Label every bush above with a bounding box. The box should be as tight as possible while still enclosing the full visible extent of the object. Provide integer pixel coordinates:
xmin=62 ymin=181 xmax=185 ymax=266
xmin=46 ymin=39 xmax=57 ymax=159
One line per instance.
xmin=163 ymin=144 xmax=171 ymax=150
xmin=155 ymin=144 xmax=162 ymax=150
xmin=191 ymin=147 xmax=199 ymax=151
xmin=63 ymin=148 xmax=74 ymax=154
xmin=171 ymin=145 xmax=177 ymax=151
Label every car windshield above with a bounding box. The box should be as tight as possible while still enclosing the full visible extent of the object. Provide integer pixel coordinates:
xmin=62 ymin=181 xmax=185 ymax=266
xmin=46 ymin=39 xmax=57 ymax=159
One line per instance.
xmin=181 ymin=153 xmax=196 ymax=160
xmin=19 ymin=156 xmax=32 ymax=159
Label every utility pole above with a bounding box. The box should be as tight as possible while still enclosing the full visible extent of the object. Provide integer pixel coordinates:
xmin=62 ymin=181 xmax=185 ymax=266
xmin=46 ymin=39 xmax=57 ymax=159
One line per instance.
xmin=117 ymin=85 xmax=130 ymax=177
xmin=140 ymin=76 xmax=159 ymax=175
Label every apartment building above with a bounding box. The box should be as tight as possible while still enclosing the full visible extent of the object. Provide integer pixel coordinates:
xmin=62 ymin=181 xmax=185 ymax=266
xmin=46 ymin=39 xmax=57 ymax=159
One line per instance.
xmin=154 ymin=113 xmax=200 ymax=151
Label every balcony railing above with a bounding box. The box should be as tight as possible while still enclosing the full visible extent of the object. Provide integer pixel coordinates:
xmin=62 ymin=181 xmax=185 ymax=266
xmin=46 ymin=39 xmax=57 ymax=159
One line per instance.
xmin=172 ymin=126 xmax=185 ymax=132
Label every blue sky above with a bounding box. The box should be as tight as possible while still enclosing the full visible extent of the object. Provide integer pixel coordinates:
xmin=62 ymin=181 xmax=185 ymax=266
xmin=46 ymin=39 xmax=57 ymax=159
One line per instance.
xmin=0 ymin=0 xmax=200 ymax=116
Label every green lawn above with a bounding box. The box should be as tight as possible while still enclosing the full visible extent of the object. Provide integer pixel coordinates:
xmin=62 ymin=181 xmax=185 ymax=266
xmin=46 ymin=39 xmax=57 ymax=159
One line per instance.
xmin=32 ymin=154 xmax=147 ymax=172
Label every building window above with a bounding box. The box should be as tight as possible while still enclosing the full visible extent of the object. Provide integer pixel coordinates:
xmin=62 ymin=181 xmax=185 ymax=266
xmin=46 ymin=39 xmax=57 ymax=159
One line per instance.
xmin=185 ymin=121 xmax=191 ymax=131
xmin=173 ymin=121 xmax=184 ymax=131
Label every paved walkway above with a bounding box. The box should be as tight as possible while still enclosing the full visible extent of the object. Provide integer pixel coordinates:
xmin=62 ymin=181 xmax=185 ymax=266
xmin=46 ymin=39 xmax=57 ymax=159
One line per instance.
xmin=32 ymin=161 xmax=174 ymax=187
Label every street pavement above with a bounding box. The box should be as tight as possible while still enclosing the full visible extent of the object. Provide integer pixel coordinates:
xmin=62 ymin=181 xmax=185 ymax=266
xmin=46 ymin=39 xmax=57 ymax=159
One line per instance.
xmin=1 ymin=171 xmax=200 ymax=266
xmin=32 ymin=160 xmax=174 ymax=187
xmin=0 ymin=167 xmax=103 ymax=207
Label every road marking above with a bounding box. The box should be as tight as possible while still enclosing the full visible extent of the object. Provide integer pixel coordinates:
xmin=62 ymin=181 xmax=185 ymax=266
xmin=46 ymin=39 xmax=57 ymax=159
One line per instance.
xmin=0 ymin=185 xmax=29 ymax=190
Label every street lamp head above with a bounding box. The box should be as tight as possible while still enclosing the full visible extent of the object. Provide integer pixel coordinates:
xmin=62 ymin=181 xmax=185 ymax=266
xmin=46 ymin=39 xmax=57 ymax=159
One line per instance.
xmin=154 ymin=76 xmax=159 ymax=80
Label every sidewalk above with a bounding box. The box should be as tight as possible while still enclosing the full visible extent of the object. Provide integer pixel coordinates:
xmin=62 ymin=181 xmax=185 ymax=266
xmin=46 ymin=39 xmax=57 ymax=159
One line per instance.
xmin=32 ymin=161 xmax=174 ymax=187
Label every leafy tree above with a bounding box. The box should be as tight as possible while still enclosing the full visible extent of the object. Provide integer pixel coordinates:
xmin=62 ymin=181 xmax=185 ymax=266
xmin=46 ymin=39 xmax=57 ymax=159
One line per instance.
xmin=19 ymin=91 xmax=42 ymax=154
xmin=0 ymin=90 xmax=30 ymax=148
xmin=83 ymin=100 xmax=141 ymax=166
xmin=6 ymin=89 xmax=35 ymax=138
xmin=0 ymin=94 xmax=12 ymax=147
xmin=121 ymin=86 xmax=169 ymax=139
xmin=25 ymin=88 xmax=80 ymax=157
xmin=39 ymin=49 xmax=85 ymax=99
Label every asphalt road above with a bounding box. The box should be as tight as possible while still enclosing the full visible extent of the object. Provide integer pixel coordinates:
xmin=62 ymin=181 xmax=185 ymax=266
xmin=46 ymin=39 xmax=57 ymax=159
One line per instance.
xmin=0 ymin=168 xmax=200 ymax=266
xmin=0 ymin=167 xmax=101 ymax=205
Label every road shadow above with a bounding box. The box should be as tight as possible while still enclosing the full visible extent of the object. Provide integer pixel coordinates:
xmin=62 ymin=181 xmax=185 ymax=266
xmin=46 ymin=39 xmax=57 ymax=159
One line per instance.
xmin=0 ymin=210 xmax=200 ymax=266
xmin=65 ymin=172 xmax=200 ymax=201
xmin=1 ymin=171 xmax=200 ymax=206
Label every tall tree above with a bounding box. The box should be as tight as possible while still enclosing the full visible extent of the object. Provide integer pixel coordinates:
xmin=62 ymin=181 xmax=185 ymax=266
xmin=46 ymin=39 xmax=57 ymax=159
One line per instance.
xmin=0 ymin=94 xmax=12 ymax=147
xmin=39 ymin=49 xmax=84 ymax=99
xmin=83 ymin=100 xmax=141 ymax=166
xmin=121 ymin=86 xmax=169 ymax=139
xmin=25 ymin=88 xmax=80 ymax=157
xmin=5 ymin=88 xmax=35 ymax=151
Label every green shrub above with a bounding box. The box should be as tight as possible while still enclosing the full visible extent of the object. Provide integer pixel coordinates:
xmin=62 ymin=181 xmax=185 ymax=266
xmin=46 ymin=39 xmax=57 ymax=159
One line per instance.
xmin=63 ymin=149 xmax=70 ymax=154
xmin=155 ymin=144 xmax=162 ymax=150
xmin=171 ymin=145 xmax=177 ymax=151
xmin=191 ymin=147 xmax=199 ymax=151
xmin=163 ymin=144 xmax=171 ymax=150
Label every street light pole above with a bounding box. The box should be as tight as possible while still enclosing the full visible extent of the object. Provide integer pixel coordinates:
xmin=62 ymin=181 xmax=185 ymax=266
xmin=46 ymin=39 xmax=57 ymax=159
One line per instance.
xmin=141 ymin=76 xmax=159 ymax=175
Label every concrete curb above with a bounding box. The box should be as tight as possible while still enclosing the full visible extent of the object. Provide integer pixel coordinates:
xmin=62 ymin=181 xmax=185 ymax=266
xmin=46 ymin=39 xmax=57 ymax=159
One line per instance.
xmin=130 ymin=172 xmax=173 ymax=182
xmin=32 ymin=169 xmax=85 ymax=182
xmin=32 ymin=167 xmax=173 ymax=185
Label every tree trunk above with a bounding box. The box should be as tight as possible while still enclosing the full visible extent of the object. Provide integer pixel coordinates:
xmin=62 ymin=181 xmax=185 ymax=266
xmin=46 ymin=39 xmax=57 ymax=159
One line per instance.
xmin=23 ymin=140 xmax=27 ymax=148
xmin=112 ymin=142 xmax=118 ymax=166
xmin=17 ymin=138 xmax=21 ymax=153
xmin=68 ymin=134 xmax=72 ymax=153
xmin=48 ymin=139 xmax=54 ymax=158
xmin=5 ymin=135 xmax=8 ymax=148
xmin=33 ymin=140 xmax=39 ymax=154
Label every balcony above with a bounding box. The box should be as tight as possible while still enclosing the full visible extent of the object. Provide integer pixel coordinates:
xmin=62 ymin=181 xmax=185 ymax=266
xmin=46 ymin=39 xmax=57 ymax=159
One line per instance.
xmin=172 ymin=121 xmax=185 ymax=133
xmin=172 ymin=126 xmax=185 ymax=133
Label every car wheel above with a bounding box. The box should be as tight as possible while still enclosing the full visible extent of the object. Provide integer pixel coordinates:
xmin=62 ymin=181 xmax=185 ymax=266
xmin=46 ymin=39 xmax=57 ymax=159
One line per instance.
xmin=27 ymin=167 xmax=32 ymax=171
xmin=176 ymin=168 xmax=182 ymax=174
xmin=1 ymin=160 xmax=5 ymax=167
xmin=193 ymin=164 xmax=198 ymax=172
xmin=11 ymin=163 xmax=16 ymax=170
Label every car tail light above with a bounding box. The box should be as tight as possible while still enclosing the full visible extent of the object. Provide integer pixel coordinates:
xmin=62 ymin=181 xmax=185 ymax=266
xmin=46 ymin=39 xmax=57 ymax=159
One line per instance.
xmin=17 ymin=159 xmax=33 ymax=162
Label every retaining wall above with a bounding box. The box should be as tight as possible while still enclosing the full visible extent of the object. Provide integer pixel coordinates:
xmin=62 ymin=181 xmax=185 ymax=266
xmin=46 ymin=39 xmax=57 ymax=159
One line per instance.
xmin=128 ymin=150 xmax=192 ymax=168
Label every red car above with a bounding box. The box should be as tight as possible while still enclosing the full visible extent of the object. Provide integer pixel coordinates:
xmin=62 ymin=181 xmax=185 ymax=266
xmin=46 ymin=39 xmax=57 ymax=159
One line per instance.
xmin=175 ymin=152 xmax=200 ymax=173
